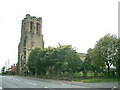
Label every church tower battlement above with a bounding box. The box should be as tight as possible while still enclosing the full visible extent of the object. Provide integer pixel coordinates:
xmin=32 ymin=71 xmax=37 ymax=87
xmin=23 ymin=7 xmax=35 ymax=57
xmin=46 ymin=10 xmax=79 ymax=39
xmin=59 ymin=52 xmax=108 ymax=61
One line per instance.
xmin=18 ymin=14 xmax=44 ymax=74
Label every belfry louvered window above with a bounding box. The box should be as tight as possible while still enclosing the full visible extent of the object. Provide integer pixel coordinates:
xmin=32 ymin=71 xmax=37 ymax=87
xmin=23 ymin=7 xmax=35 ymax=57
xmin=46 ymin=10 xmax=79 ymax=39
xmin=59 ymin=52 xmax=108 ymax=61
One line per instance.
xmin=36 ymin=23 xmax=39 ymax=32
xmin=30 ymin=22 xmax=33 ymax=31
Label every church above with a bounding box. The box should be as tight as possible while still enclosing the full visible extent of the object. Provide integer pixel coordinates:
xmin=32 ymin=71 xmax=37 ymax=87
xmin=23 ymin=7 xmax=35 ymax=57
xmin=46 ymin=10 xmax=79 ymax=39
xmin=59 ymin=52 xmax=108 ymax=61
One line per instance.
xmin=18 ymin=14 xmax=44 ymax=74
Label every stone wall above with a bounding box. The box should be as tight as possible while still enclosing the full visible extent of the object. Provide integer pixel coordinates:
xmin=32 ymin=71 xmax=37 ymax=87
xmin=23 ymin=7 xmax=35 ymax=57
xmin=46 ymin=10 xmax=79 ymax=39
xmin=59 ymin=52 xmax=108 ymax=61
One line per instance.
xmin=18 ymin=14 xmax=44 ymax=74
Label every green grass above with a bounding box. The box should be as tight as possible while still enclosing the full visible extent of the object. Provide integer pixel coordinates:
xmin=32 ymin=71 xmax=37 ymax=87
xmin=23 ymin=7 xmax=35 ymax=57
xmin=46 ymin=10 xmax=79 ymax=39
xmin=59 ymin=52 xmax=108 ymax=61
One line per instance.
xmin=39 ymin=72 xmax=118 ymax=83
xmin=87 ymin=73 xmax=94 ymax=77
xmin=44 ymin=72 xmax=105 ymax=77
xmin=73 ymin=78 xmax=118 ymax=83
xmin=73 ymin=73 xmax=83 ymax=77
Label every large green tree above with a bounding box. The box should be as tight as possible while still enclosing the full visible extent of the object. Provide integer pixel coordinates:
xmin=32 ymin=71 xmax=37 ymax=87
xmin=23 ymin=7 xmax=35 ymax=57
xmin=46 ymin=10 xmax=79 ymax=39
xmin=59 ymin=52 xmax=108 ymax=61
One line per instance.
xmin=27 ymin=44 xmax=82 ymax=78
xmin=54 ymin=45 xmax=82 ymax=79
xmin=93 ymin=34 xmax=118 ymax=77
xmin=82 ymin=48 xmax=94 ymax=77
xmin=27 ymin=48 xmax=41 ymax=75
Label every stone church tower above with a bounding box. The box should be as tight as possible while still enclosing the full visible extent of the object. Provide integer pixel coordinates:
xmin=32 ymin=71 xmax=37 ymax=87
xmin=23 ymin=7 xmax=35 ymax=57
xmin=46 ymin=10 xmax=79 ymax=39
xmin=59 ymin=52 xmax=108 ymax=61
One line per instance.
xmin=18 ymin=14 xmax=44 ymax=74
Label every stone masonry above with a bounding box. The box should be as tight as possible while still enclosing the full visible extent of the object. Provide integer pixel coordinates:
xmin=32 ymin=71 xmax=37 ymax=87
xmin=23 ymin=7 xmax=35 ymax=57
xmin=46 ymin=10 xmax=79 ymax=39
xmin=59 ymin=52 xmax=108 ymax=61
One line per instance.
xmin=18 ymin=14 xmax=44 ymax=74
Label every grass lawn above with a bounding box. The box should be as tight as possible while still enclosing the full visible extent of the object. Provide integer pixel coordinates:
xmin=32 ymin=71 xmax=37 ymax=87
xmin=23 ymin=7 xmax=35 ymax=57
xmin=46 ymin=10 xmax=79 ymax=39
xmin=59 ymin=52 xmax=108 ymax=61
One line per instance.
xmin=39 ymin=72 xmax=118 ymax=83
xmin=73 ymin=78 xmax=118 ymax=83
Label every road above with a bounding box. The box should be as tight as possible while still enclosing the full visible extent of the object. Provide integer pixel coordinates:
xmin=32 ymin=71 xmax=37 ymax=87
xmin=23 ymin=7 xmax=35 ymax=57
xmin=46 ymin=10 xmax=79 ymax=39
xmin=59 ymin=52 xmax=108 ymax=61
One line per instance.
xmin=0 ymin=75 xmax=118 ymax=89
xmin=0 ymin=75 xmax=86 ymax=88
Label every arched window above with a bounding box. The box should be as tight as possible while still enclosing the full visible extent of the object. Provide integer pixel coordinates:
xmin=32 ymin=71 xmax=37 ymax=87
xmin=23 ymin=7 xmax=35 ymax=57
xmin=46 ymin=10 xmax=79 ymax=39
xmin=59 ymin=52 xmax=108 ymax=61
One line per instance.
xmin=36 ymin=23 xmax=39 ymax=32
xmin=30 ymin=22 xmax=33 ymax=32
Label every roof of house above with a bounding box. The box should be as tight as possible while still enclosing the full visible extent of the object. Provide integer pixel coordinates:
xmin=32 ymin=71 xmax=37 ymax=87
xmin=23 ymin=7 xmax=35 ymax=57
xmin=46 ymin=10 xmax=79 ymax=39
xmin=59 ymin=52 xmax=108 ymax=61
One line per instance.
xmin=79 ymin=53 xmax=86 ymax=57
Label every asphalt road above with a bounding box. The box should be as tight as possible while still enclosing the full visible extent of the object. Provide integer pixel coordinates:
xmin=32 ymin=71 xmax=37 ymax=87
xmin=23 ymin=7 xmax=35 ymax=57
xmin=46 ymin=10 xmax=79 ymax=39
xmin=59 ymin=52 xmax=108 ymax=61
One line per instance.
xmin=0 ymin=75 xmax=118 ymax=89
xmin=1 ymin=75 xmax=86 ymax=88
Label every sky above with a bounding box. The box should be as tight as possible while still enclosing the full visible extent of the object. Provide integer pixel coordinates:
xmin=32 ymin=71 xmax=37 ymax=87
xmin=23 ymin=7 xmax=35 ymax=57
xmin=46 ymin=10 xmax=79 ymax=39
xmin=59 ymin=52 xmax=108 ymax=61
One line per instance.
xmin=0 ymin=0 xmax=119 ymax=71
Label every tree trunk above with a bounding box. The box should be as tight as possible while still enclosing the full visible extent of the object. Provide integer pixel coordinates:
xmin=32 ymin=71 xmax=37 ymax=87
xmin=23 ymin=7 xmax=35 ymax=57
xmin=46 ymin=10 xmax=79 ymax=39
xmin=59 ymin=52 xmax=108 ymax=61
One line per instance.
xmin=83 ymin=71 xmax=87 ymax=77
xmin=94 ymin=71 xmax=98 ymax=77
xmin=69 ymin=73 xmax=73 ymax=81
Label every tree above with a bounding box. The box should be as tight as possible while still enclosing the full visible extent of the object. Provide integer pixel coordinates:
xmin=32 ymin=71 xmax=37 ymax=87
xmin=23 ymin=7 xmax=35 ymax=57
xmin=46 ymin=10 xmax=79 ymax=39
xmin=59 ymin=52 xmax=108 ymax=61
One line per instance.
xmin=35 ymin=49 xmax=46 ymax=75
xmin=1 ymin=66 xmax=5 ymax=74
xmin=35 ymin=47 xmax=57 ymax=75
xmin=82 ymin=48 xmax=93 ymax=77
xmin=27 ymin=48 xmax=41 ymax=75
xmin=27 ymin=44 xmax=82 ymax=79
xmin=55 ymin=45 xmax=82 ymax=79
xmin=93 ymin=33 xmax=118 ymax=77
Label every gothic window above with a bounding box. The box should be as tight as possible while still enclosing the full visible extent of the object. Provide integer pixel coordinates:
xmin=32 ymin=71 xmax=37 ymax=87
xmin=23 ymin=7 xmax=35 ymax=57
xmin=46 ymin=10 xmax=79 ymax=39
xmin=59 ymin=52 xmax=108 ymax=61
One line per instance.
xmin=30 ymin=22 xmax=33 ymax=32
xmin=36 ymin=23 xmax=39 ymax=32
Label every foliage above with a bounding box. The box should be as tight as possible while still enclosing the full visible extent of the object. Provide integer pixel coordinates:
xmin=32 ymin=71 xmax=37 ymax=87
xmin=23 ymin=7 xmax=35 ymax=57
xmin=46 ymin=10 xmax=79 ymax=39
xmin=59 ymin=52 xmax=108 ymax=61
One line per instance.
xmin=1 ymin=66 xmax=5 ymax=74
xmin=85 ymin=33 xmax=119 ymax=77
xmin=94 ymin=34 xmax=118 ymax=76
xmin=81 ymin=48 xmax=93 ymax=77
xmin=27 ymin=44 xmax=82 ymax=77
xmin=73 ymin=78 xmax=118 ymax=83
xmin=27 ymin=48 xmax=41 ymax=75
xmin=27 ymin=33 xmax=119 ymax=79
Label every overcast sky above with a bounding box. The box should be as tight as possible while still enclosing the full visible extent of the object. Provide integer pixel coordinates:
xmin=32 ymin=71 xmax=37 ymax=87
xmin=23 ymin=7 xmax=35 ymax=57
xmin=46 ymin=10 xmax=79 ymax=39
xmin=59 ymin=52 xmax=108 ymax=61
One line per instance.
xmin=0 ymin=0 xmax=119 ymax=70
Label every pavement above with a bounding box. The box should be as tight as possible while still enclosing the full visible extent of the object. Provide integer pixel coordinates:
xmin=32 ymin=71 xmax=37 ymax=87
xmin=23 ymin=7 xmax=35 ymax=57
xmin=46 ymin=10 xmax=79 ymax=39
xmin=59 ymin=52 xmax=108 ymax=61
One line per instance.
xmin=0 ymin=75 xmax=119 ymax=89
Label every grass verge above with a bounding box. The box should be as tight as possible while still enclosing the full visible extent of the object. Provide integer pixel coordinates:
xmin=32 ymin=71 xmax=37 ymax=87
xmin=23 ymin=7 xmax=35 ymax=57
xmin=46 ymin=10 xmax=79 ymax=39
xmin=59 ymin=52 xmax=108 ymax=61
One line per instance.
xmin=73 ymin=78 xmax=118 ymax=83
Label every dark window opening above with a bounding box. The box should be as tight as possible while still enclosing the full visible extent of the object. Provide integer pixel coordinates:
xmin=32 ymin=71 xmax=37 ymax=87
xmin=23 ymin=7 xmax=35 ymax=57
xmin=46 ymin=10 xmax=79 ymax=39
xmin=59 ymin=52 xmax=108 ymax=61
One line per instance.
xmin=24 ymin=47 xmax=26 ymax=50
xmin=30 ymin=22 xmax=33 ymax=31
xmin=24 ymin=39 xmax=26 ymax=46
xmin=36 ymin=23 xmax=39 ymax=32
xmin=24 ymin=51 xmax=26 ymax=55
xmin=24 ymin=56 xmax=26 ymax=59
xmin=24 ymin=51 xmax=26 ymax=59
